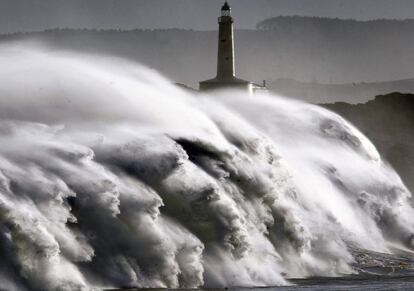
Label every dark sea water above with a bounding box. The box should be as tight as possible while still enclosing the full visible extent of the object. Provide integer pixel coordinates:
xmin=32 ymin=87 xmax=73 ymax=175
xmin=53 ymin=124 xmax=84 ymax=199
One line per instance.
xmin=285 ymin=276 xmax=414 ymax=290
xmin=115 ymin=276 xmax=414 ymax=291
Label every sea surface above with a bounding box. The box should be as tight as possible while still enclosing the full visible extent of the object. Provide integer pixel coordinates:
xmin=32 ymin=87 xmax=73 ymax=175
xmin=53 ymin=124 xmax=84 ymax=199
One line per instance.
xmin=115 ymin=276 xmax=414 ymax=291
xmin=114 ymin=247 xmax=414 ymax=290
xmin=286 ymin=276 xmax=414 ymax=290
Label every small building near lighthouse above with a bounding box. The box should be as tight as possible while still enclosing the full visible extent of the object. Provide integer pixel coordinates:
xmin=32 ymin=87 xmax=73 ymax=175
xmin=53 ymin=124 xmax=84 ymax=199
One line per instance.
xmin=199 ymin=1 xmax=266 ymax=93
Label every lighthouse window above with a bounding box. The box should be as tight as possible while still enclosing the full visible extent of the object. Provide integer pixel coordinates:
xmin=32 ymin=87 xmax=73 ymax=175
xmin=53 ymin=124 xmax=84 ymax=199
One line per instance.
xmin=221 ymin=39 xmax=226 ymax=43
xmin=225 ymin=57 xmax=229 ymax=60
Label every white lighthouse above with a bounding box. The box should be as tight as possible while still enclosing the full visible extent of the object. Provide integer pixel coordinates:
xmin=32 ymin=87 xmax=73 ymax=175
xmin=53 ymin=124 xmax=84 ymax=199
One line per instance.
xmin=199 ymin=1 xmax=266 ymax=93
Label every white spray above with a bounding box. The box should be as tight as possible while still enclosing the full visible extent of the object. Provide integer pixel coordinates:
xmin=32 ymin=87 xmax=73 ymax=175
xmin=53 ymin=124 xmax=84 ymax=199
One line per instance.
xmin=0 ymin=42 xmax=413 ymax=290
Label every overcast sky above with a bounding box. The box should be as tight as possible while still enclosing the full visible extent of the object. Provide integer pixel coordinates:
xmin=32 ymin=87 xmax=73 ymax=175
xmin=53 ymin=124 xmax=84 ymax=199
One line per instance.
xmin=1 ymin=0 xmax=414 ymax=34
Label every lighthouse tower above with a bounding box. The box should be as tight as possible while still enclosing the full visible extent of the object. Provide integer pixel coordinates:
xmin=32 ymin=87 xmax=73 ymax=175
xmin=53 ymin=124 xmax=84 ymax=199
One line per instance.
xmin=216 ymin=1 xmax=235 ymax=80
xmin=199 ymin=2 xmax=264 ymax=93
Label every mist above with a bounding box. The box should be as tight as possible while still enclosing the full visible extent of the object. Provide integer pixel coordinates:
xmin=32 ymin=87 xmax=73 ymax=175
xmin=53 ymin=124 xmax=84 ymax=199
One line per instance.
xmin=2 ymin=0 xmax=414 ymax=34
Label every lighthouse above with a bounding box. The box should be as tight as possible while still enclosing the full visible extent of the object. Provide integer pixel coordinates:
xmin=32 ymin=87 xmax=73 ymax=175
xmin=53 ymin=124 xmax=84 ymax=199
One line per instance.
xmin=199 ymin=1 xmax=266 ymax=93
xmin=216 ymin=1 xmax=235 ymax=80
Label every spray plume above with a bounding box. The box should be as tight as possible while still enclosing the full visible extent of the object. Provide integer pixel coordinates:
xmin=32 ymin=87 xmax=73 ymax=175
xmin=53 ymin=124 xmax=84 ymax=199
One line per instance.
xmin=0 ymin=42 xmax=413 ymax=290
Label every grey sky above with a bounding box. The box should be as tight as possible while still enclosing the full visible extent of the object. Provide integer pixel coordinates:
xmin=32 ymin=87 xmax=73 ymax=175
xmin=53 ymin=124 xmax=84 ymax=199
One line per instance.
xmin=1 ymin=0 xmax=414 ymax=34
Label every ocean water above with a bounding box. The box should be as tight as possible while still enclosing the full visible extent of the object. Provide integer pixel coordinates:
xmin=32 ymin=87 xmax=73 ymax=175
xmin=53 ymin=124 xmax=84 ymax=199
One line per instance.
xmin=115 ymin=277 xmax=414 ymax=291
xmin=287 ymin=276 xmax=414 ymax=290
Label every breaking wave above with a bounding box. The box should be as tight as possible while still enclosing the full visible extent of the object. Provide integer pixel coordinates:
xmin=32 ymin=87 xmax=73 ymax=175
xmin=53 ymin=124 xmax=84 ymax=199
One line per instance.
xmin=0 ymin=42 xmax=413 ymax=290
